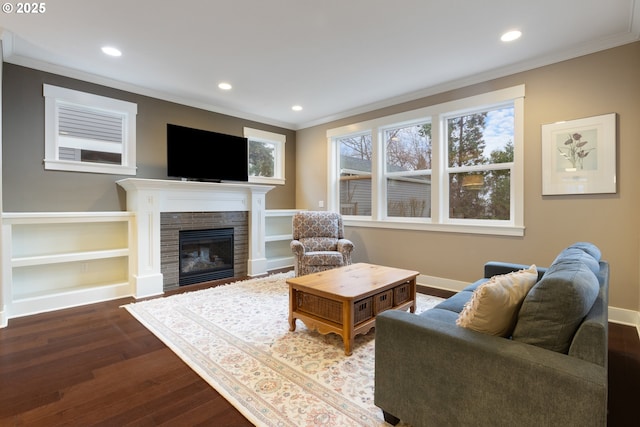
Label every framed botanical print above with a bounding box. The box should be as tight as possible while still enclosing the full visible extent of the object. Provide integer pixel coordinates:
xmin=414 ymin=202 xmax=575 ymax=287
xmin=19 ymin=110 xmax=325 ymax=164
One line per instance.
xmin=541 ymin=113 xmax=616 ymax=195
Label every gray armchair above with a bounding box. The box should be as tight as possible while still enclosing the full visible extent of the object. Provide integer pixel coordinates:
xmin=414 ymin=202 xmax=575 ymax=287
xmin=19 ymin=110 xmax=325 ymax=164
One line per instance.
xmin=290 ymin=211 xmax=354 ymax=277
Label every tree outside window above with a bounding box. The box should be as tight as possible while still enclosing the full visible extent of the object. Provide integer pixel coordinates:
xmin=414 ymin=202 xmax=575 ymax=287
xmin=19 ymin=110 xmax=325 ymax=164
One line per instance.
xmin=244 ymin=127 xmax=285 ymax=185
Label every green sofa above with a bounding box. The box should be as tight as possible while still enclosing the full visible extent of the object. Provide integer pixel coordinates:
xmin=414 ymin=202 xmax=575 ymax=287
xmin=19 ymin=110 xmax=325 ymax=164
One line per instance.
xmin=374 ymin=243 xmax=609 ymax=427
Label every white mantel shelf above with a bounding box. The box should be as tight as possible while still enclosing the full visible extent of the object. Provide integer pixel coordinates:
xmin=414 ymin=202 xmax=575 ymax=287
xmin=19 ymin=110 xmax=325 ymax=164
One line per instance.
xmin=117 ymin=178 xmax=274 ymax=298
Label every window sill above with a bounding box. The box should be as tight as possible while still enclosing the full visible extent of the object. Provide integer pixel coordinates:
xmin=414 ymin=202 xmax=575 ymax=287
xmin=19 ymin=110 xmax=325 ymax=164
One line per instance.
xmin=343 ymin=217 xmax=525 ymax=237
xmin=249 ymin=176 xmax=285 ymax=185
xmin=44 ymin=159 xmax=137 ymax=175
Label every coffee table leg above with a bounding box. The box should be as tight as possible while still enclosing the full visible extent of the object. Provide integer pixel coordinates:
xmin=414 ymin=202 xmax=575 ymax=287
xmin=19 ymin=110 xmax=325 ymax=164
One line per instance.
xmin=343 ymin=301 xmax=353 ymax=356
xmin=289 ymin=287 xmax=297 ymax=331
xmin=344 ymin=332 xmax=353 ymax=356
xmin=409 ymin=278 xmax=417 ymax=313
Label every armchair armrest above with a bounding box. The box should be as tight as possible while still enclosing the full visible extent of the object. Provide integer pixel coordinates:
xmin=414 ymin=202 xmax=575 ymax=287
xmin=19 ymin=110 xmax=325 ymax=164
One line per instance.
xmin=337 ymin=239 xmax=354 ymax=264
xmin=290 ymin=240 xmax=305 ymax=256
xmin=337 ymin=239 xmax=354 ymax=253
xmin=374 ymin=310 xmax=606 ymax=427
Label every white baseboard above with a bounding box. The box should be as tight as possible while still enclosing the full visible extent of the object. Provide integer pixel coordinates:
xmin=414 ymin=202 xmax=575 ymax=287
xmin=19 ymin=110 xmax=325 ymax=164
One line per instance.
xmin=417 ymin=274 xmax=640 ymax=339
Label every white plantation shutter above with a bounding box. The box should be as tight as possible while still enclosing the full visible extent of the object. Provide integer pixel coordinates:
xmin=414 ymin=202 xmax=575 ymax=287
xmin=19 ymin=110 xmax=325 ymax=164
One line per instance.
xmin=44 ymin=84 xmax=137 ymax=175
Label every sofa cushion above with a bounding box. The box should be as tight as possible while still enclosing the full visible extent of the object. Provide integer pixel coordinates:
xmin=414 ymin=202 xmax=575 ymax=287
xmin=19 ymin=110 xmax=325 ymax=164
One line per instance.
xmin=455 ymin=265 xmax=538 ymax=337
xmin=431 ymin=290 xmax=475 ymax=314
xmin=512 ymin=259 xmax=599 ymax=353
xmin=462 ymin=278 xmax=489 ymax=292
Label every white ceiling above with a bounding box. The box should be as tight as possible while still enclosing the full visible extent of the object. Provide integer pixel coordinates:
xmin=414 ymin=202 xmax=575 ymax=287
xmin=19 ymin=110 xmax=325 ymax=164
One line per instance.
xmin=1 ymin=0 xmax=638 ymax=130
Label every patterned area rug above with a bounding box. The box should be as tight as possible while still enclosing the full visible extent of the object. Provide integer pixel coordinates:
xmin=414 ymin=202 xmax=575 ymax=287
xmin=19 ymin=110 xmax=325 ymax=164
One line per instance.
xmin=124 ymin=272 xmax=442 ymax=426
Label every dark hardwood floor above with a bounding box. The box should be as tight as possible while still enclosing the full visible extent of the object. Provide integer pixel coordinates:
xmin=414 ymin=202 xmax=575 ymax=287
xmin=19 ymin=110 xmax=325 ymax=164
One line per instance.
xmin=1 ymin=281 xmax=638 ymax=426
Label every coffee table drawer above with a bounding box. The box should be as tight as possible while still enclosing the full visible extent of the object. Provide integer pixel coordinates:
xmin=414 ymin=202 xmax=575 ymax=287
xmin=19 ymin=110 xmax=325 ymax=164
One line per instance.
xmin=354 ymin=297 xmax=373 ymax=325
xmin=296 ymin=292 xmax=342 ymax=323
xmin=296 ymin=292 xmax=373 ymax=325
xmin=373 ymin=289 xmax=394 ymax=314
xmin=393 ymin=282 xmax=411 ymax=305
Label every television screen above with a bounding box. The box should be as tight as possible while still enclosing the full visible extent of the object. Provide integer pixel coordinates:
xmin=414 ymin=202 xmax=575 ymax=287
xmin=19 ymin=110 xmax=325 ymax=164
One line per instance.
xmin=167 ymin=124 xmax=248 ymax=182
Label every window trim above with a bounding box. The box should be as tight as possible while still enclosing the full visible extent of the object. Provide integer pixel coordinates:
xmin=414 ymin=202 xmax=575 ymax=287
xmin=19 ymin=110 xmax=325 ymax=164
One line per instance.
xmin=327 ymin=85 xmax=525 ymax=236
xmin=43 ymin=84 xmax=137 ymax=175
xmin=244 ymin=127 xmax=286 ymax=185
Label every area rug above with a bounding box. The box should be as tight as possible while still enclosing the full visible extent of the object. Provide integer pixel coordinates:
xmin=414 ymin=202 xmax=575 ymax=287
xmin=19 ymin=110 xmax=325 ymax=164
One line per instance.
xmin=123 ymin=272 xmax=443 ymax=426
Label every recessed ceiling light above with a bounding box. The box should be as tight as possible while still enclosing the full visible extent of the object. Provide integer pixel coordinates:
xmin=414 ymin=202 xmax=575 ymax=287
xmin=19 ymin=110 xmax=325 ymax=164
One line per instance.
xmin=218 ymin=82 xmax=232 ymax=90
xmin=292 ymin=105 xmax=303 ymax=111
xmin=101 ymin=46 xmax=122 ymax=57
xmin=501 ymin=30 xmax=522 ymax=42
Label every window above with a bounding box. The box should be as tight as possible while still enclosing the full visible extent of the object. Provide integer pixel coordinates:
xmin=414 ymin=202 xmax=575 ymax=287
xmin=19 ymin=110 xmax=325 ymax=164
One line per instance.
xmin=339 ymin=133 xmax=372 ymax=216
xmin=384 ymin=121 xmax=432 ymax=219
xmin=244 ymin=127 xmax=286 ymax=185
xmin=43 ymin=84 xmax=137 ymax=175
xmin=445 ymin=106 xmax=514 ymax=221
xmin=328 ymin=86 xmax=524 ymax=236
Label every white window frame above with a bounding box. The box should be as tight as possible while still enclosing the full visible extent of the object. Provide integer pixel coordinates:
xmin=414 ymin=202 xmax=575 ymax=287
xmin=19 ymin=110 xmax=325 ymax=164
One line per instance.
xmin=43 ymin=84 xmax=137 ymax=175
xmin=327 ymin=85 xmax=525 ymax=236
xmin=244 ymin=127 xmax=286 ymax=185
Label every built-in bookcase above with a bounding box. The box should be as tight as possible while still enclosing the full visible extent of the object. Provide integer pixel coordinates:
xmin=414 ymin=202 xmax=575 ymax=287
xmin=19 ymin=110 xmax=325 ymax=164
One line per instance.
xmin=265 ymin=209 xmax=304 ymax=271
xmin=2 ymin=212 xmax=133 ymax=320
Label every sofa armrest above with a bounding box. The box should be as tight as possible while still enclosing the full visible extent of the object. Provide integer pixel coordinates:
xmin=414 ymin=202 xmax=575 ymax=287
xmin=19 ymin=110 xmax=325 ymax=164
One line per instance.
xmin=374 ymin=310 xmax=606 ymax=427
xmin=484 ymin=261 xmax=547 ymax=281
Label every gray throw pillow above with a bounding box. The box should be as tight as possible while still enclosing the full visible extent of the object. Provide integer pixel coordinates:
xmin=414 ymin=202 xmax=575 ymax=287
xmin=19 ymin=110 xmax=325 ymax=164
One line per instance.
xmin=512 ymin=259 xmax=599 ymax=353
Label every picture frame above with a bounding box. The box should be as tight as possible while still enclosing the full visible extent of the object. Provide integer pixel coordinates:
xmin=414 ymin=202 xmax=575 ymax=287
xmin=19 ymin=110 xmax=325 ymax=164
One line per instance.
xmin=541 ymin=113 xmax=616 ymax=195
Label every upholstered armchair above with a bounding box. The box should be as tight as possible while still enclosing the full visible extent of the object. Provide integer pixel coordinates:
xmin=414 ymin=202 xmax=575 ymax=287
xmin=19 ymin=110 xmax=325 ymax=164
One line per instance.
xmin=290 ymin=211 xmax=354 ymax=277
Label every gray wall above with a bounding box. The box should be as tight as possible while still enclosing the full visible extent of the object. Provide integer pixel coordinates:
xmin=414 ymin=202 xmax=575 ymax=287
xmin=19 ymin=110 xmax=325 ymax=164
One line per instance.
xmin=2 ymin=64 xmax=296 ymax=211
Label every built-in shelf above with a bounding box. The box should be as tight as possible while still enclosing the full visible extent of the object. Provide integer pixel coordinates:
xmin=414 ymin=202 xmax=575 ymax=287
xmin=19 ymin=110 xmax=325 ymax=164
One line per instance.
xmin=1 ymin=212 xmax=134 ymax=322
xmin=265 ymin=209 xmax=304 ymax=271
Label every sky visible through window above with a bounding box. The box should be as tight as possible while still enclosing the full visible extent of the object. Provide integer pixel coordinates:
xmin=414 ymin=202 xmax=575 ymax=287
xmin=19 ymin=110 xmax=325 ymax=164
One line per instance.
xmin=482 ymin=107 xmax=514 ymax=158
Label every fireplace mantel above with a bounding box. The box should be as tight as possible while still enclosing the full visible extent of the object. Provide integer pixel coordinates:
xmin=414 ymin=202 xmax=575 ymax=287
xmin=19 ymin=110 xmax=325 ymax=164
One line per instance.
xmin=117 ymin=178 xmax=274 ymax=298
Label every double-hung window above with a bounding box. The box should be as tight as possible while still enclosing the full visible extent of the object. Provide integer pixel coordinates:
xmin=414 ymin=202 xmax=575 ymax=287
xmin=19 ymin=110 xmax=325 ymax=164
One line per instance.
xmin=338 ymin=133 xmax=373 ymax=216
xmin=328 ymin=86 xmax=524 ymax=236
xmin=383 ymin=121 xmax=432 ymax=219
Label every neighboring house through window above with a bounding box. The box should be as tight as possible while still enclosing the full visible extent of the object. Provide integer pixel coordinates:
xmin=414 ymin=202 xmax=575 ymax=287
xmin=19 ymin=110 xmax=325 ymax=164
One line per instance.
xmin=328 ymin=85 xmax=525 ymax=236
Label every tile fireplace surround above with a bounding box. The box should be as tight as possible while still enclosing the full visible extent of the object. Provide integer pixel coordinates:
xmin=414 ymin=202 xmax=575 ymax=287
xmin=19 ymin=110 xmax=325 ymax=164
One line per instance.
xmin=117 ymin=178 xmax=274 ymax=298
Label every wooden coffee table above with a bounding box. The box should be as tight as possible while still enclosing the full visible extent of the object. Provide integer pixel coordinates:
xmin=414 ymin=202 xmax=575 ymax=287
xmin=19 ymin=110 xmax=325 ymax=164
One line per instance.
xmin=287 ymin=263 xmax=419 ymax=355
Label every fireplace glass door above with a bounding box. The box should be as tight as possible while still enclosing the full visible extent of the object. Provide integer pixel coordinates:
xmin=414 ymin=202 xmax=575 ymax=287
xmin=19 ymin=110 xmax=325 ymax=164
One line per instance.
xmin=179 ymin=228 xmax=234 ymax=285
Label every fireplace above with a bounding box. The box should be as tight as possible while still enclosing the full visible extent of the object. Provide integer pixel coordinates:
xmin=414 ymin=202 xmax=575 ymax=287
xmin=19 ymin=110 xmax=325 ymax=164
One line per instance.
xmin=116 ymin=179 xmax=273 ymax=298
xmin=179 ymin=228 xmax=234 ymax=285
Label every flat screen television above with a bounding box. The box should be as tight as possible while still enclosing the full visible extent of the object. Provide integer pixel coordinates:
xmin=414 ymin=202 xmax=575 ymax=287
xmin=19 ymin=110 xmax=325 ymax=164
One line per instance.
xmin=167 ymin=124 xmax=248 ymax=182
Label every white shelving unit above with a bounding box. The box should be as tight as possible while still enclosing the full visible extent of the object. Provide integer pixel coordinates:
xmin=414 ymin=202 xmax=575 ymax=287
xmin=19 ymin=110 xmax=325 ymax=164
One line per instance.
xmin=2 ymin=212 xmax=133 ymax=320
xmin=265 ymin=209 xmax=303 ymax=271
